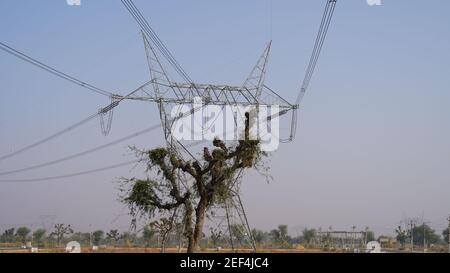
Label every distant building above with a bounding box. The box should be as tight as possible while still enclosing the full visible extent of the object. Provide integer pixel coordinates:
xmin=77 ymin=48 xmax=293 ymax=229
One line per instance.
xmin=377 ymin=236 xmax=396 ymax=248
xmin=314 ymin=231 xmax=366 ymax=249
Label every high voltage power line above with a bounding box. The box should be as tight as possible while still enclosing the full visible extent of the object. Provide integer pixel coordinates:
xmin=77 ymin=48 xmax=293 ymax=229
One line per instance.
xmin=0 ymin=42 xmax=113 ymax=97
xmin=121 ymin=0 xmax=194 ymax=84
xmin=0 ymin=112 xmax=100 ymax=162
xmin=296 ymin=0 xmax=337 ymax=105
xmin=0 ymin=160 xmax=139 ymax=183
xmin=0 ymin=124 xmax=161 ymax=176
xmin=0 ymin=104 xmax=207 ymax=179
xmin=0 ymin=80 xmax=153 ymax=163
xmin=286 ymin=0 xmax=337 ymax=142
xmin=0 ymin=0 xmax=338 ymax=188
xmin=0 ymin=140 xmax=207 ymax=184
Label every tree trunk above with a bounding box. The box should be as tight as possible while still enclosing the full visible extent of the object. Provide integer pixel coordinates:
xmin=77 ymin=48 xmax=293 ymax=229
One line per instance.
xmin=160 ymin=234 xmax=167 ymax=253
xmin=187 ymin=236 xmax=195 ymax=253
xmin=187 ymin=197 xmax=209 ymax=253
xmin=184 ymin=200 xmax=195 ymax=253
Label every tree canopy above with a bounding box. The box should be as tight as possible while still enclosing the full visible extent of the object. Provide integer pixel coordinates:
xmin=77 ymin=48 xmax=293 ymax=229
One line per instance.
xmin=121 ymin=116 xmax=266 ymax=253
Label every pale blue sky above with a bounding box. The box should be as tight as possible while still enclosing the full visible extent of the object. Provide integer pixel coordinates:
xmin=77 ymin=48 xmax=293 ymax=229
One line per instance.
xmin=1 ymin=0 xmax=449 ymax=236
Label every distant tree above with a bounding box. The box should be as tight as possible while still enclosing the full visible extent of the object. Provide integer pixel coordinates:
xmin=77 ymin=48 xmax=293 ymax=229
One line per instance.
xmin=395 ymin=226 xmax=408 ymax=247
xmin=210 ymin=227 xmax=223 ymax=247
xmin=70 ymin=232 xmax=90 ymax=245
xmin=269 ymin=228 xmax=280 ymax=243
xmin=230 ymin=224 xmax=246 ymax=246
xmin=364 ymin=227 xmax=375 ymax=243
xmin=412 ymin=224 xmax=440 ymax=246
xmin=92 ymin=230 xmax=104 ymax=246
xmin=366 ymin=231 xmax=375 ymax=242
xmin=106 ymin=229 xmax=121 ymax=246
xmin=121 ymin=232 xmax=136 ymax=247
xmin=173 ymin=222 xmax=185 ymax=252
xmin=251 ymin=229 xmax=265 ymax=246
xmin=270 ymin=225 xmax=290 ymax=246
xmin=50 ymin=224 xmax=74 ymax=246
xmin=442 ymin=228 xmax=449 ymax=243
xmin=151 ymin=219 xmax=174 ymax=253
xmin=1 ymin=228 xmax=16 ymax=243
xmin=302 ymin=228 xmax=316 ymax=246
xmin=33 ymin=229 xmax=47 ymax=246
xmin=16 ymin=227 xmax=31 ymax=244
xmin=142 ymin=226 xmax=156 ymax=247
xmin=279 ymin=225 xmax=290 ymax=242
xmin=323 ymin=232 xmax=332 ymax=247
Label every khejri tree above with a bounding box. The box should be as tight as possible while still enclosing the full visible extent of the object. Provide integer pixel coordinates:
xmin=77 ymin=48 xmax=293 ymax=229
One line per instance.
xmin=120 ymin=117 xmax=267 ymax=253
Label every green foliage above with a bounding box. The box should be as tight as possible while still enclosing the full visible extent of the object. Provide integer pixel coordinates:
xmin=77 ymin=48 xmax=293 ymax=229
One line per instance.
xmin=230 ymin=224 xmax=246 ymax=245
xmin=16 ymin=227 xmax=31 ymax=243
xmin=302 ymin=228 xmax=316 ymax=245
xmin=251 ymin=229 xmax=266 ymax=245
xmin=0 ymin=228 xmax=15 ymax=243
xmin=210 ymin=227 xmax=223 ymax=247
xmin=121 ymin=232 xmax=137 ymax=247
xmin=269 ymin=225 xmax=292 ymax=248
xmin=395 ymin=224 xmax=440 ymax=247
xmin=33 ymin=229 xmax=47 ymax=245
xmin=122 ymin=179 xmax=160 ymax=225
xmin=395 ymin=226 xmax=408 ymax=246
xmin=278 ymin=225 xmax=288 ymax=239
xmin=106 ymin=229 xmax=121 ymax=244
xmin=70 ymin=232 xmax=91 ymax=245
xmin=50 ymin=224 xmax=73 ymax=246
xmin=120 ymin=131 xmax=267 ymax=253
xmin=269 ymin=229 xmax=280 ymax=242
xmin=366 ymin=230 xmax=375 ymax=242
xmin=443 ymin=228 xmax=449 ymax=243
xmin=142 ymin=226 xmax=156 ymax=247
xmin=151 ymin=218 xmax=175 ymax=252
xmin=149 ymin=148 xmax=168 ymax=164
xmin=92 ymin=230 xmax=104 ymax=245
xmin=412 ymin=224 xmax=440 ymax=245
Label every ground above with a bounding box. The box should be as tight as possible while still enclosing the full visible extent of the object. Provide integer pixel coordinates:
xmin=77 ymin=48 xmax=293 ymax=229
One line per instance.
xmin=0 ymin=247 xmax=329 ymax=254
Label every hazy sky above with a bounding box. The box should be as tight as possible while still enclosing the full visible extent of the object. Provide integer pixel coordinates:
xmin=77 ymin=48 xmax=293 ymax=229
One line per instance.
xmin=1 ymin=0 xmax=449 ymax=237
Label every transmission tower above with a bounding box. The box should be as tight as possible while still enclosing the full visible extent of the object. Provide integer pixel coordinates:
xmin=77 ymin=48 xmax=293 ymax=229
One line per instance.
xmin=0 ymin=0 xmax=338 ymax=252
xmin=115 ymin=0 xmax=338 ymax=252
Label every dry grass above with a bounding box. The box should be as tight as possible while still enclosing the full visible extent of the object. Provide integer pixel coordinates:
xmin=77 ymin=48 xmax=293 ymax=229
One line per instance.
xmin=1 ymin=247 xmax=328 ymax=254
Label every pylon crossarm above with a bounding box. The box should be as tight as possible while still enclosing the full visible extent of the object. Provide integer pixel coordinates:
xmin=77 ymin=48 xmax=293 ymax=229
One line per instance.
xmin=116 ymin=80 xmax=294 ymax=109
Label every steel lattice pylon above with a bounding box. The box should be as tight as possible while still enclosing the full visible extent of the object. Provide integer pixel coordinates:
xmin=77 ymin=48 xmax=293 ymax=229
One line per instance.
xmin=119 ymin=33 xmax=283 ymax=252
xmin=0 ymin=0 xmax=338 ymax=252
xmin=113 ymin=34 xmax=296 ymax=144
xmin=116 ymin=0 xmax=337 ymax=252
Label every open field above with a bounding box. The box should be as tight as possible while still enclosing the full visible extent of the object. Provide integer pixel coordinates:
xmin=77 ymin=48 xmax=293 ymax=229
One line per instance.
xmin=0 ymin=247 xmax=333 ymax=254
